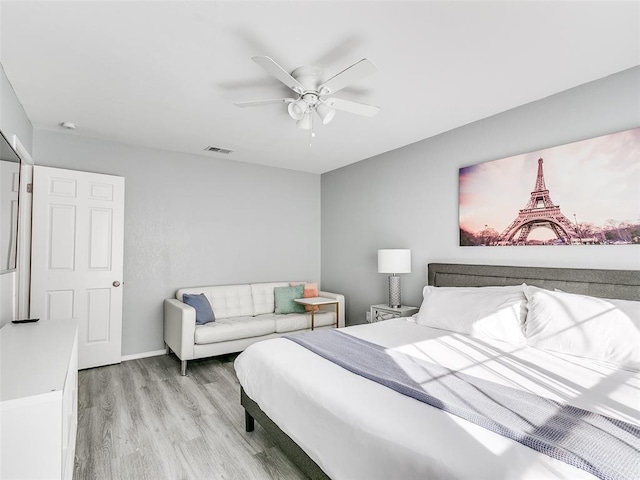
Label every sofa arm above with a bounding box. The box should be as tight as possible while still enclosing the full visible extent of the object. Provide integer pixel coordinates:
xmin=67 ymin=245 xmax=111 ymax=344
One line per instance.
xmin=164 ymin=299 xmax=196 ymax=361
xmin=318 ymin=291 xmax=346 ymax=328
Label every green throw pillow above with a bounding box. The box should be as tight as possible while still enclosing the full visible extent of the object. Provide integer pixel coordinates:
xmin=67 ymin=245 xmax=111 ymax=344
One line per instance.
xmin=274 ymin=285 xmax=306 ymax=314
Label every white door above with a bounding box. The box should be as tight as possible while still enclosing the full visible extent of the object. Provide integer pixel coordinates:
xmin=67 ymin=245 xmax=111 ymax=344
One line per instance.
xmin=31 ymin=166 xmax=124 ymax=369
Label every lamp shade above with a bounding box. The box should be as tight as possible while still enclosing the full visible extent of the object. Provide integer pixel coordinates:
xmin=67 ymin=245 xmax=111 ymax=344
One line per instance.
xmin=377 ymin=249 xmax=411 ymax=274
xmin=316 ymin=103 xmax=336 ymax=125
xmin=288 ymin=99 xmax=307 ymax=120
xmin=296 ymin=112 xmax=312 ymax=130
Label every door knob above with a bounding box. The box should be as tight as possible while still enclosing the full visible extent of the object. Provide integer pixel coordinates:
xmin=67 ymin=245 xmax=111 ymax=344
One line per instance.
xmin=113 ymin=281 xmax=121 ymax=287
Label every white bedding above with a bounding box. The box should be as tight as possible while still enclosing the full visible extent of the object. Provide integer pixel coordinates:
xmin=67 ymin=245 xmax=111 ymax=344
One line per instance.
xmin=234 ymin=319 xmax=640 ymax=480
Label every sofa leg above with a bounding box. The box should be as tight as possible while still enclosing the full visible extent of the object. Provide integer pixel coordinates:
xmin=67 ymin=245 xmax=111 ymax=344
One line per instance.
xmin=181 ymin=360 xmax=188 ymax=376
xmin=166 ymin=344 xmax=171 ymax=355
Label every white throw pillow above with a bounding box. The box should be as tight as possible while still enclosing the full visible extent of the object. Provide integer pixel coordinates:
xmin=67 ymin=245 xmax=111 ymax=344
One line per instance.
xmin=523 ymin=285 xmax=640 ymax=368
xmin=415 ymin=285 xmax=527 ymax=345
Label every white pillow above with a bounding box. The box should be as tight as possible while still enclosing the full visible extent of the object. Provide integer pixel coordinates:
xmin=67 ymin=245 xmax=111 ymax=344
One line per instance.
xmin=415 ymin=285 xmax=527 ymax=345
xmin=523 ymin=285 xmax=640 ymax=368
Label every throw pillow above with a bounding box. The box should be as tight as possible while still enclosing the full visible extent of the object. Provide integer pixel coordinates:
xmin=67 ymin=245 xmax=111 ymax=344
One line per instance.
xmin=182 ymin=293 xmax=216 ymax=325
xmin=290 ymin=282 xmax=320 ymax=311
xmin=274 ymin=285 xmax=306 ymax=314
xmin=303 ymin=282 xmax=320 ymax=312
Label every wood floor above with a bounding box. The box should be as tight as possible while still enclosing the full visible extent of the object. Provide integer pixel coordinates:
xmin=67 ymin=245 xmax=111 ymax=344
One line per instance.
xmin=74 ymin=353 xmax=308 ymax=480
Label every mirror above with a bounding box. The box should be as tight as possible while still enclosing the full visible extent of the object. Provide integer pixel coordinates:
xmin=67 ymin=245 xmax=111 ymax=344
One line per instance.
xmin=0 ymin=130 xmax=20 ymax=273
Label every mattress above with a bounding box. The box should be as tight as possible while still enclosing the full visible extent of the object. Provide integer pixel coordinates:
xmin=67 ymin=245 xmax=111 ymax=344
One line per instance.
xmin=234 ymin=318 xmax=640 ymax=480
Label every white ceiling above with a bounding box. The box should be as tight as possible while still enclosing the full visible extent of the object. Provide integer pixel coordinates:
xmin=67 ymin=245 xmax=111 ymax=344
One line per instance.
xmin=1 ymin=1 xmax=638 ymax=174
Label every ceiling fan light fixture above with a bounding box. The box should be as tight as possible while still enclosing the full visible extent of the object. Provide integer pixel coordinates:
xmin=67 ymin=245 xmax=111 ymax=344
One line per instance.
xmin=297 ymin=112 xmax=312 ymax=130
xmin=316 ymin=103 xmax=336 ymax=125
xmin=288 ymin=99 xmax=307 ymax=120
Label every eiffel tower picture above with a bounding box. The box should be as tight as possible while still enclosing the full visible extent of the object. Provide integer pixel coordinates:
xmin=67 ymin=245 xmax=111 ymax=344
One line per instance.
xmin=497 ymin=158 xmax=577 ymax=244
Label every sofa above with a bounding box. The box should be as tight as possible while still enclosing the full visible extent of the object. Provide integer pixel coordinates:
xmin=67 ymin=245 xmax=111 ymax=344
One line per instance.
xmin=164 ymin=281 xmax=345 ymax=375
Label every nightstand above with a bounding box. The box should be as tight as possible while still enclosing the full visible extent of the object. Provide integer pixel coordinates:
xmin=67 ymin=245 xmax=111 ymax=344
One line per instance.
xmin=370 ymin=304 xmax=419 ymax=322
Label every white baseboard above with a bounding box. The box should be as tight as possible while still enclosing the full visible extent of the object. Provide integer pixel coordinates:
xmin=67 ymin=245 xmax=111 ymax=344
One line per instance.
xmin=121 ymin=349 xmax=166 ymax=362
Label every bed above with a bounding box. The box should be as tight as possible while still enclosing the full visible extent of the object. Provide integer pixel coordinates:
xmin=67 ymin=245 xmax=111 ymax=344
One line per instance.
xmin=234 ymin=263 xmax=640 ymax=480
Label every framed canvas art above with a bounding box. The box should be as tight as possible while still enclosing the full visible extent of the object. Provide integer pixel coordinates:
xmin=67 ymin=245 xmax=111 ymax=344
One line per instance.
xmin=459 ymin=127 xmax=640 ymax=246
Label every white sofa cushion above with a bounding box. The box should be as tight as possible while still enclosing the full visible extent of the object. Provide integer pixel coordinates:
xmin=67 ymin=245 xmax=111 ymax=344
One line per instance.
xmin=194 ymin=316 xmax=276 ymax=344
xmin=251 ymin=282 xmax=289 ymax=316
xmin=176 ymin=284 xmax=253 ymax=319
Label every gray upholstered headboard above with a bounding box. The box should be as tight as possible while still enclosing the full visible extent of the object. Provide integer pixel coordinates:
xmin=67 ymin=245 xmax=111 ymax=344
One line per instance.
xmin=428 ymin=263 xmax=640 ymax=301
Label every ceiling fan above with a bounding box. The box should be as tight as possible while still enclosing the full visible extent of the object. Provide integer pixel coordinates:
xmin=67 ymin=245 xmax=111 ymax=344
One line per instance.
xmin=234 ymin=56 xmax=380 ymax=131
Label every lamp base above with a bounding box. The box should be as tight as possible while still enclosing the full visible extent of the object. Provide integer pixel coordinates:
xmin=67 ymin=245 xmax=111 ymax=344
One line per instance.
xmin=388 ymin=275 xmax=401 ymax=308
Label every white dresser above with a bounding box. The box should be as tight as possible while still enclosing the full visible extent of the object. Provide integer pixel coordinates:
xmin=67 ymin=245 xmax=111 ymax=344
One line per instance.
xmin=0 ymin=319 xmax=78 ymax=480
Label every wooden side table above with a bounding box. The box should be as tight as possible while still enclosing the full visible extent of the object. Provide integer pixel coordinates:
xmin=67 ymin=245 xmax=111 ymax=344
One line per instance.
xmin=370 ymin=304 xmax=419 ymax=323
xmin=294 ymin=297 xmax=340 ymax=330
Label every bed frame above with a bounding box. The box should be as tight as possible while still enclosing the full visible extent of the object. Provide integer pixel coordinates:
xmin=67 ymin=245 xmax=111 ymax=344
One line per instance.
xmin=427 ymin=263 xmax=640 ymax=300
xmin=240 ymin=263 xmax=640 ymax=479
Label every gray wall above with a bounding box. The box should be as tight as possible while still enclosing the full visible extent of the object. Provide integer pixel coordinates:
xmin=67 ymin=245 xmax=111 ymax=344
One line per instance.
xmin=0 ymin=63 xmax=33 ymax=326
xmin=321 ymin=66 xmax=640 ymax=325
xmin=0 ymin=64 xmax=33 ymax=152
xmin=33 ymin=131 xmax=321 ymax=355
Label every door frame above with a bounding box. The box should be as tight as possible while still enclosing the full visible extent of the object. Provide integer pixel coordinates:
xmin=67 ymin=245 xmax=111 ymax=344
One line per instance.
xmin=12 ymin=135 xmax=33 ymax=320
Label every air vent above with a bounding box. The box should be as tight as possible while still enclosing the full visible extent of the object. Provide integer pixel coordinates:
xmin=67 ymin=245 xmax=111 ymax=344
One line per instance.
xmin=204 ymin=146 xmax=234 ymax=154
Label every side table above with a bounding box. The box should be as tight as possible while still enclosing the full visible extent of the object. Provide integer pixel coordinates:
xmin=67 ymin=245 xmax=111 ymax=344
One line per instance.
xmin=294 ymin=297 xmax=340 ymax=330
xmin=370 ymin=304 xmax=419 ymax=323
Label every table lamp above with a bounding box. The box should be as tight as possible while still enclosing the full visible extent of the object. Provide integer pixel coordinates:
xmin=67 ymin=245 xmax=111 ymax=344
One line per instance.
xmin=378 ymin=249 xmax=411 ymax=308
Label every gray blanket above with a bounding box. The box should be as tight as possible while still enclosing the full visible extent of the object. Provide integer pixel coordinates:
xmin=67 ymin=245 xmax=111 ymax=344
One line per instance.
xmin=284 ymin=329 xmax=640 ymax=480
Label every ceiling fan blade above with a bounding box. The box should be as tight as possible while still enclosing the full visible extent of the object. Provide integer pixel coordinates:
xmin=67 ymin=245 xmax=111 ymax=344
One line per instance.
xmin=234 ymin=98 xmax=294 ymax=108
xmin=324 ymin=97 xmax=380 ymax=117
xmin=318 ymin=59 xmax=378 ymax=95
xmin=252 ymin=56 xmax=305 ymax=94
